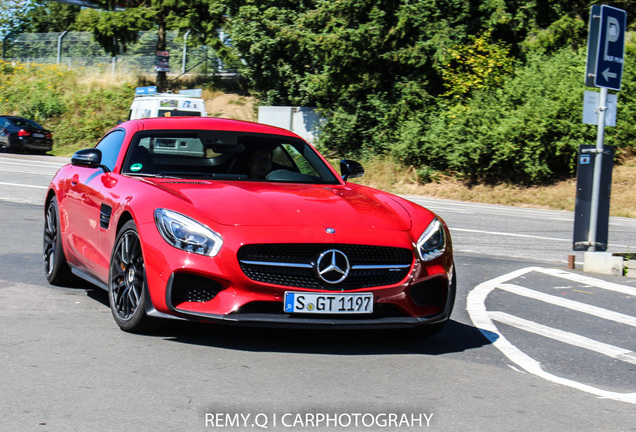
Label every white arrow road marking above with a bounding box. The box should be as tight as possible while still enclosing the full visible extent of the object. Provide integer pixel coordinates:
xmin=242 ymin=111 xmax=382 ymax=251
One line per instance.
xmin=467 ymin=266 xmax=636 ymax=404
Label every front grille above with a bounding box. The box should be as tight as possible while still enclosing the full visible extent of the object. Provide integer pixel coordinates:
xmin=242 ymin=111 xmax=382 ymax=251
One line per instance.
xmin=238 ymin=244 xmax=413 ymax=290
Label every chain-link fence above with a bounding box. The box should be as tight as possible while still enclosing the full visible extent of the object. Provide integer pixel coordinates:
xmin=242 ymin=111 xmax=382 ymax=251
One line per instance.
xmin=2 ymin=30 xmax=233 ymax=78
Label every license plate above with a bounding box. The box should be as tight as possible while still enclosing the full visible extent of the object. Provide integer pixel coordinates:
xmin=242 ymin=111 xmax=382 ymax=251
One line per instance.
xmin=32 ymin=133 xmax=45 ymax=138
xmin=284 ymin=292 xmax=373 ymax=314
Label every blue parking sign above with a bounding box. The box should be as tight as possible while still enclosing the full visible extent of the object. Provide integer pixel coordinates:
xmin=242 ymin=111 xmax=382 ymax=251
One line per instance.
xmin=594 ymin=5 xmax=626 ymax=90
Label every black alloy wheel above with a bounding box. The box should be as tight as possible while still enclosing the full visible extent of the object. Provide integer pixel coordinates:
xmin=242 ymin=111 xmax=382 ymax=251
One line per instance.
xmin=108 ymin=220 xmax=157 ymax=332
xmin=43 ymin=196 xmax=73 ymax=285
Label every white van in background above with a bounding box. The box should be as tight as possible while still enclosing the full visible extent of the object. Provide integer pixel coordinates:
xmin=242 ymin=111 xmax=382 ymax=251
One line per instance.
xmin=129 ymin=87 xmax=207 ymax=120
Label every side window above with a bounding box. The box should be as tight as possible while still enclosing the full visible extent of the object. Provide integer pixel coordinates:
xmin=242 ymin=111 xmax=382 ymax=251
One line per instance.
xmin=272 ymin=146 xmax=295 ymax=169
xmin=96 ymin=130 xmax=125 ymax=171
xmin=279 ymin=144 xmax=319 ymax=177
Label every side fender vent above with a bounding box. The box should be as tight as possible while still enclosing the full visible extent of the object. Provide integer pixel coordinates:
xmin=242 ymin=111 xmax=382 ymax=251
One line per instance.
xmin=100 ymin=204 xmax=112 ymax=229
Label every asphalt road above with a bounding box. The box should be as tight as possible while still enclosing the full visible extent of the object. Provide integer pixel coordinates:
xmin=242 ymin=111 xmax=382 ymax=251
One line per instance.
xmin=2 ymin=154 xmax=636 ymax=431
xmin=3 ymin=153 xmax=636 ymax=266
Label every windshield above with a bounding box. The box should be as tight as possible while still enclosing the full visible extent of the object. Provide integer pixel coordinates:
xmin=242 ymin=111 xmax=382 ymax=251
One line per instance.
xmin=157 ymin=110 xmax=202 ymax=117
xmin=122 ymin=130 xmax=340 ymax=184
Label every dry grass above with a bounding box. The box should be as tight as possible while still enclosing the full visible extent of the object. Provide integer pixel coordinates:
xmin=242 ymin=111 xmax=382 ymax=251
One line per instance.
xmin=204 ymin=91 xmax=258 ymax=121
xmin=351 ymin=156 xmax=636 ymax=218
xmin=76 ymin=70 xmax=138 ymax=90
xmin=609 ymin=158 xmax=636 ymax=218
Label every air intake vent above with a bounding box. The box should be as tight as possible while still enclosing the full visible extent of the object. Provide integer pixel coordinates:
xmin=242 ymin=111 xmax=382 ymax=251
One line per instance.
xmin=170 ymin=273 xmax=224 ymax=306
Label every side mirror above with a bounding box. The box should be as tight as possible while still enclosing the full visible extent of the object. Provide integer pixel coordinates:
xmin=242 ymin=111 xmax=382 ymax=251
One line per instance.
xmin=340 ymin=159 xmax=365 ymax=181
xmin=71 ymin=149 xmax=110 ymax=172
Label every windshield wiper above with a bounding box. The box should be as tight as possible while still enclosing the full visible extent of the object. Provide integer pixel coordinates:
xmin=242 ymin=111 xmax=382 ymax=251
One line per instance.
xmin=126 ymin=172 xmax=182 ymax=179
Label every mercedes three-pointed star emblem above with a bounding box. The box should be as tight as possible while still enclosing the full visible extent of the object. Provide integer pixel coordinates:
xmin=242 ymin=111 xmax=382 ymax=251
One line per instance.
xmin=316 ymin=249 xmax=350 ymax=284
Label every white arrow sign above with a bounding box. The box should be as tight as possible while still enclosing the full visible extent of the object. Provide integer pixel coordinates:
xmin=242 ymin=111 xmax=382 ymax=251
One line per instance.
xmin=602 ymin=67 xmax=618 ymax=81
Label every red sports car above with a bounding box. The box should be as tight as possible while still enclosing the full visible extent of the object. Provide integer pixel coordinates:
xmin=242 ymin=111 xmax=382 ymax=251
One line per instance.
xmin=43 ymin=117 xmax=455 ymax=335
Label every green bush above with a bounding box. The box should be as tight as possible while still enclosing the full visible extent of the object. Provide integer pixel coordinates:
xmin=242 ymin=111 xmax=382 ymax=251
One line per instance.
xmin=23 ymin=97 xmax=66 ymax=120
xmin=51 ymin=85 xmax=134 ymax=153
xmin=396 ymin=48 xmax=598 ymax=184
xmin=0 ymin=60 xmax=135 ymax=155
xmin=607 ymin=42 xmax=636 ymax=156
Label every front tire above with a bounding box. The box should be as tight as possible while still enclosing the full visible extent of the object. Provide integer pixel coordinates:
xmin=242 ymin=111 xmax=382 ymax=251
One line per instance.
xmin=108 ymin=220 xmax=157 ymax=333
xmin=43 ymin=196 xmax=74 ymax=285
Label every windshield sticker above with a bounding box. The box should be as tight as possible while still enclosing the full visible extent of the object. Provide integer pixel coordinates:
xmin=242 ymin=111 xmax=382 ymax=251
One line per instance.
xmin=130 ymin=163 xmax=143 ymax=172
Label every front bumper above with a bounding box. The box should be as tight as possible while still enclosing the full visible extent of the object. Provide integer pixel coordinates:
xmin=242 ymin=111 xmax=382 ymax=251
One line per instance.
xmin=140 ymin=222 xmax=455 ymax=330
xmin=155 ymin=262 xmax=454 ymax=330
xmin=151 ymin=307 xmax=450 ymax=330
xmin=9 ymin=136 xmax=53 ymax=152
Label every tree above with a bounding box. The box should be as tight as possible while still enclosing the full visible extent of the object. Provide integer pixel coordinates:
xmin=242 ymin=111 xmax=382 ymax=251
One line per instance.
xmin=227 ymin=0 xmax=512 ymax=154
xmin=84 ymin=0 xmax=228 ymax=91
xmin=0 ymin=0 xmax=31 ymax=39
xmin=22 ymin=0 xmax=80 ymax=33
xmin=416 ymin=48 xmax=592 ymax=184
xmin=223 ymin=0 xmax=636 ymax=185
xmin=6 ymin=0 xmax=635 ymax=184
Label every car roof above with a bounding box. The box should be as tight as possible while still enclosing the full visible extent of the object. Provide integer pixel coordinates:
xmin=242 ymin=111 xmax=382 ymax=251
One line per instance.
xmin=127 ymin=117 xmax=299 ymax=138
xmin=0 ymin=116 xmax=43 ymax=127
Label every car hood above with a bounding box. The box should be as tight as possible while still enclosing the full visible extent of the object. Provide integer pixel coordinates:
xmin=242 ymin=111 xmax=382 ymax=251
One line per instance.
xmin=148 ymin=180 xmax=413 ymax=230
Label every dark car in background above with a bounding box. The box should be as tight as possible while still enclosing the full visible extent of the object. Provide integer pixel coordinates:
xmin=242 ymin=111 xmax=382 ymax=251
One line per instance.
xmin=0 ymin=116 xmax=53 ymax=153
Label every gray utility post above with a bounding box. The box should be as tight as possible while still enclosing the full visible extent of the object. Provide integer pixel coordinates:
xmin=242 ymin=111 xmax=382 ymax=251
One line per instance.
xmin=182 ymin=30 xmax=190 ymax=74
xmin=56 ymin=31 xmax=68 ymax=64
xmin=588 ymin=85 xmax=608 ymax=250
xmin=574 ymin=5 xmax=626 ymax=253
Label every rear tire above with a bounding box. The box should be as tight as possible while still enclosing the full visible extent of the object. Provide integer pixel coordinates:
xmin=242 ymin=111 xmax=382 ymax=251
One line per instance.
xmin=43 ymin=196 xmax=74 ymax=285
xmin=108 ymin=220 xmax=159 ymax=333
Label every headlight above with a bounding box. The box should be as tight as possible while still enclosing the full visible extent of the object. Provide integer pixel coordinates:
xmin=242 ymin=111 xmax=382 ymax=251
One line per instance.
xmin=416 ymin=218 xmax=446 ymax=261
xmin=154 ymin=208 xmax=223 ymax=257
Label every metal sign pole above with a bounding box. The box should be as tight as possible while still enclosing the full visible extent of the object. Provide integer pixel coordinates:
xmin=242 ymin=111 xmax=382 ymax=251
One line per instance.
xmin=577 ymin=5 xmax=626 ymax=253
xmin=587 ymin=86 xmax=608 ymax=251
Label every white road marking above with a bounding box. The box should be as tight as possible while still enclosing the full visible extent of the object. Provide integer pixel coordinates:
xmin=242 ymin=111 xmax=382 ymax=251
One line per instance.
xmin=498 ymin=283 xmax=636 ymax=328
xmin=538 ymin=268 xmax=636 ymax=296
xmin=467 ymin=266 xmax=636 ymax=404
xmin=451 ymin=227 xmax=570 ymax=242
xmin=0 ymin=196 xmax=43 ymax=205
xmin=0 ymin=157 xmax=63 ymax=167
xmin=452 ymin=228 xmax=635 ymax=249
xmin=490 ymin=311 xmax=636 ymax=365
xmin=0 ymin=182 xmax=47 ymax=189
xmin=0 ymin=166 xmax=58 ymax=175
